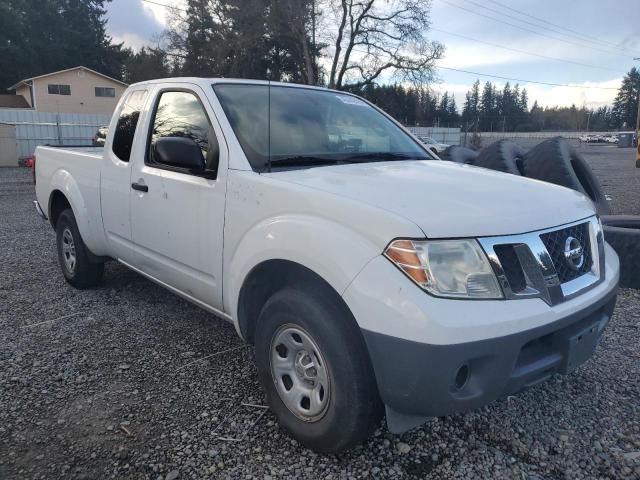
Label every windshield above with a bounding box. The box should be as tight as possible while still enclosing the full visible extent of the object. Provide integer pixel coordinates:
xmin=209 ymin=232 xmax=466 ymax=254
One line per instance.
xmin=213 ymin=84 xmax=429 ymax=171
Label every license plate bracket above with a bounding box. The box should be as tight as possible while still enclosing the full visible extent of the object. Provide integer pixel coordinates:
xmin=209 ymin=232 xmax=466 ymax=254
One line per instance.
xmin=561 ymin=322 xmax=601 ymax=374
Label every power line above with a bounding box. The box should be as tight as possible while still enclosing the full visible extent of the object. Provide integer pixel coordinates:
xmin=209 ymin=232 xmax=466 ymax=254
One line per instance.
xmin=484 ymin=0 xmax=635 ymax=53
xmin=431 ymin=27 xmax=620 ymax=73
xmin=437 ymin=0 xmax=633 ymax=60
xmin=141 ymin=0 xmax=186 ymax=12
xmin=436 ymin=65 xmax=621 ymax=90
xmin=461 ymin=0 xmax=635 ymax=56
xmin=138 ymin=0 xmax=623 ymax=94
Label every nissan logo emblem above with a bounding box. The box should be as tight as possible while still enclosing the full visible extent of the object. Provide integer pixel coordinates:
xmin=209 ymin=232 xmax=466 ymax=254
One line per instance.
xmin=564 ymin=236 xmax=584 ymax=271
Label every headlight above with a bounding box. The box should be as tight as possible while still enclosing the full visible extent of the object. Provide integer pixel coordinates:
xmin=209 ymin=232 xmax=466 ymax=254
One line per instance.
xmin=596 ymin=216 xmax=604 ymax=242
xmin=384 ymin=239 xmax=503 ymax=299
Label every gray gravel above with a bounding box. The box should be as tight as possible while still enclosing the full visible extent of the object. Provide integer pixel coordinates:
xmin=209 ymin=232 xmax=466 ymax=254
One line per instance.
xmin=1 ymin=148 xmax=639 ymax=479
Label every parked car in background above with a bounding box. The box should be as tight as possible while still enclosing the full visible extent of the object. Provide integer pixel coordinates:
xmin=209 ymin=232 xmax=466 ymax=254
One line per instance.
xmin=580 ymin=134 xmax=610 ymax=144
xmin=605 ymin=135 xmax=619 ymax=144
xmin=33 ymin=78 xmax=619 ymax=453
xmin=417 ymin=135 xmax=449 ymax=154
xmin=92 ymin=126 xmax=108 ymax=146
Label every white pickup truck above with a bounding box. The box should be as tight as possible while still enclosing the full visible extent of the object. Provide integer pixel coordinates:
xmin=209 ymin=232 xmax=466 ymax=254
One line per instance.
xmin=34 ymin=78 xmax=619 ymax=453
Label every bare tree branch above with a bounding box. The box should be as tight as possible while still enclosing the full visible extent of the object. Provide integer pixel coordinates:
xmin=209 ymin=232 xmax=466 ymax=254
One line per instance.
xmin=322 ymin=0 xmax=444 ymax=90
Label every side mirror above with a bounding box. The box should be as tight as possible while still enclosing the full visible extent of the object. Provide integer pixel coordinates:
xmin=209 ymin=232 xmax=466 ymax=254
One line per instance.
xmin=152 ymin=137 xmax=205 ymax=172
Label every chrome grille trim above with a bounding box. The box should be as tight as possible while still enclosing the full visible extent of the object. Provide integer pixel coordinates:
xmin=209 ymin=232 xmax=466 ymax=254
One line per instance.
xmin=478 ymin=216 xmax=604 ymax=306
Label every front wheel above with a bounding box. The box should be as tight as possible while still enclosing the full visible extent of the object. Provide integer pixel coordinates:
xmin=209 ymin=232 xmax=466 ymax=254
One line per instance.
xmin=254 ymin=287 xmax=382 ymax=453
xmin=56 ymin=209 xmax=104 ymax=288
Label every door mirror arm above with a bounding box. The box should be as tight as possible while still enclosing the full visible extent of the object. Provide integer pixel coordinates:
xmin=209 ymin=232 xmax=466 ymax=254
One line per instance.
xmin=194 ymin=168 xmax=217 ymax=180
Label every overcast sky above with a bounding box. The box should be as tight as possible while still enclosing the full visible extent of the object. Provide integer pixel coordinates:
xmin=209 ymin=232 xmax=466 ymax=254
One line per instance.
xmin=105 ymin=0 xmax=640 ymax=109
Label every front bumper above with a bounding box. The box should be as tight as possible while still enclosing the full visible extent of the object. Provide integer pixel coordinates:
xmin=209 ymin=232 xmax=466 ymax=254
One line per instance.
xmin=343 ymin=243 xmax=619 ymax=432
xmin=362 ymin=286 xmax=616 ymax=425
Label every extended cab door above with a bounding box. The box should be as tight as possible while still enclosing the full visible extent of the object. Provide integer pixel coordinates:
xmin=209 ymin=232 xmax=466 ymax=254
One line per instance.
xmin=101 ymin=89 xmax=149 ymax=262
xmin=129 ymin=84 xmax=228 ymax=310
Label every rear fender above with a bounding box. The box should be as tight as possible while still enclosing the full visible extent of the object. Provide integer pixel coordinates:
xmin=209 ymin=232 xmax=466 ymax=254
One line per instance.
xmin=48 ymin=168 xmax=108 ymax=255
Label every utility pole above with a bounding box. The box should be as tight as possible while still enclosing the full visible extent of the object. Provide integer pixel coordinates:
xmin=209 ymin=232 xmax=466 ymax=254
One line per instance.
xmin=311 ymin=0 xmax=316 ymax=47
xmin=634 ymin=57 xmax=640 ymax=167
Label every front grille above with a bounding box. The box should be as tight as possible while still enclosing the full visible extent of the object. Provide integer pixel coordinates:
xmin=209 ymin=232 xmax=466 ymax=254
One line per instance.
xmin=494 ymin=244 xmax=527 ymax=292
xmin=540 ymin=222 xmax=592 ymax=283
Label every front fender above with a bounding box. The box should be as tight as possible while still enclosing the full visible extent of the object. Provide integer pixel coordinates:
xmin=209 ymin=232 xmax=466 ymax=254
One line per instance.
xmin=224 ymin=214 xmax=382 ymax=331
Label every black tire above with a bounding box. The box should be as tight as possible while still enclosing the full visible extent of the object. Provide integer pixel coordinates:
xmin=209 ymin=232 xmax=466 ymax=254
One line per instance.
xmin=56 ymin=209 xmax=104 ymax=288
xmin=439 ymin=145 xmax=478 ymax=165
xmin=473 ymin=139 xmax=525 ymax=175
xmin=602 ymin=215 xmax=640 ymax=289
xmin=254 ymin=287 xmax=382 ymax=453
xmin=601 ymin=215 xmax=640 ymax=228
xmin=522 ymin=137 xmax=611 ymax=214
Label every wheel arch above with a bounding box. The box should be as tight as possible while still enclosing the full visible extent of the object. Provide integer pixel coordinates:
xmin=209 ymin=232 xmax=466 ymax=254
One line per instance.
xmin=237 ymin=259 xmax=358 ymax=345
xmin=48 ymin=189 xmax=72 ymax=229
xmin=47 ymin=167 xmax=109 ymax=256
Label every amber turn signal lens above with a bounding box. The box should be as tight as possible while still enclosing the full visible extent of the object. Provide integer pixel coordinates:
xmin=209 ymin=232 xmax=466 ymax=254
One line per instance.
xmin=384 ymin=240 xmax=429 ymax=285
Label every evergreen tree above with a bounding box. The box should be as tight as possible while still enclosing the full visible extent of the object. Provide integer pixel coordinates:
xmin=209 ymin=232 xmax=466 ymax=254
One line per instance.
xmin=181 ymin=0 xmax=218 ymax=76
xmin=0 ymin=0 xmax=129 ymax=90
xmin=447 ymin=96 xmax=459 ymax=125
xmin=124 ymin=47 xmax=171 ymax=84
xmin=612 ymin=67 xmax=640 ymax=129
xmin=479 ymin=81 xmax=495 ymax=131
xmin=519 ymin=88 xmax=528 ymax=112
xmin=462 ymin=80 xmax=480 ymax=127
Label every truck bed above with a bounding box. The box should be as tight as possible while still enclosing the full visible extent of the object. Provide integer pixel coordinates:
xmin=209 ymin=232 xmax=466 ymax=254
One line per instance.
xmin=34 ymin=145 xmax=106 ymax=255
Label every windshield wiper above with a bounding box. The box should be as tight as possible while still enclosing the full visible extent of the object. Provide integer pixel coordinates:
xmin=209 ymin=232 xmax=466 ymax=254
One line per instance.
xmin=267 ymin=155 xmax=345 ymax=168
xmin=338 ymin=152 xmax=426 ymax=162
xmin=265 ymin=152 xmax=426 ymax=170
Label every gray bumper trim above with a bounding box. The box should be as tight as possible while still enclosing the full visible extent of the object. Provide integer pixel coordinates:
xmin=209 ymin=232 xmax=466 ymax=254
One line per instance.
xmin=362 ymin=283 xmax=618 ymax=432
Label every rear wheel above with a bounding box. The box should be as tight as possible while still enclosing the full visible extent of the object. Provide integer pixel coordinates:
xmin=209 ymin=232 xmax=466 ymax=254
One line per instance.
xmin=254 ymin=287 xmax=382 ymax=453
xmin=56 ymin=209 xmax=104 ymax=288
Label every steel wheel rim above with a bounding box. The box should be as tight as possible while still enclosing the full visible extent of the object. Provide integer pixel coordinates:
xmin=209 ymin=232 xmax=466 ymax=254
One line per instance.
xmin=61 ymin=228 xmax=76 ymax=273
xmin=270 ymin=324 xmax=331 ymax=422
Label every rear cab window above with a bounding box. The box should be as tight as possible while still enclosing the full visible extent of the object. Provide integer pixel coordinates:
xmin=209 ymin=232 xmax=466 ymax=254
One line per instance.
xmin=112 ymin=90 xmax=148 ymax=162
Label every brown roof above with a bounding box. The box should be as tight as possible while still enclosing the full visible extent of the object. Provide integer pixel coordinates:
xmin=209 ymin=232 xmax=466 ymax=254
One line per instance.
xmin=0 ymin=94 xmax=30 ymax=109
xmin=7 ymin=66 xmax=128 ymax=91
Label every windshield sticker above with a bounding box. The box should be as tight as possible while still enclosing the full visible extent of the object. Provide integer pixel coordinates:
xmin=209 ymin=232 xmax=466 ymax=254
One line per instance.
xmin=337 ymin=95 xmax=367 ymax=107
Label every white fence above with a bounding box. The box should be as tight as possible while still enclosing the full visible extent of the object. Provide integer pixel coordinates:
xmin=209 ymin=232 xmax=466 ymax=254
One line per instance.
xmin=0 ymin=109 xmax=111 ymax=160
xmin=459 ymin=130 xmax=636 ymax=150
xmin=406 ymin=127 xmax=462 ymax=145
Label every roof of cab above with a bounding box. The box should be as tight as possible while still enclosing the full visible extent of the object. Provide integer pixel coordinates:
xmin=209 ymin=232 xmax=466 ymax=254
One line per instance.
xmin=127 ymin=77 xmax=340 ymax=94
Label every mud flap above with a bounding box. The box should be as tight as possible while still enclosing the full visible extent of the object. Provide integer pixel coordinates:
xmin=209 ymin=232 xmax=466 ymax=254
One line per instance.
xmin=385 ymin=406 xmax=428 ymax=434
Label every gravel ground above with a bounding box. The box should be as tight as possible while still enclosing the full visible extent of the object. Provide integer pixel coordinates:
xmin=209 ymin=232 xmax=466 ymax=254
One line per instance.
xmin=1 ymin=147 xmax=639 ymax=479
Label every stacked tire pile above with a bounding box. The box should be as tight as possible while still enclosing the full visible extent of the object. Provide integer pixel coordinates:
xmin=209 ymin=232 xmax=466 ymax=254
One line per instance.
xmin=439 ymin=137 xmax=639 ymax=289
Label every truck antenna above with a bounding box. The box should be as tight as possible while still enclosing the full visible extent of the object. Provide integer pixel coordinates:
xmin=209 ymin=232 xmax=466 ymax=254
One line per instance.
xmin=267 ymin=80 xmax=272 ymax=173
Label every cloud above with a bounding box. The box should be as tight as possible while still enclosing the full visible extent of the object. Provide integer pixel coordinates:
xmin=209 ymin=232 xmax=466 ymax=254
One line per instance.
xmin=105 ymin=0 xmax=168 ymax=49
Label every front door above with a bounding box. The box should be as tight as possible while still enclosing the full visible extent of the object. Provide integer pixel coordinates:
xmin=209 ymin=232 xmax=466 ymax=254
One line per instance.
xmin=129 ymin=85 xmax=227 ymax=309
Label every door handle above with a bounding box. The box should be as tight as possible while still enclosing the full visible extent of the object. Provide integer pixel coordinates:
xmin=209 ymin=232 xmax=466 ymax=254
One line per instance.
xmin=131 ymin=182 xmax=148 ymax=192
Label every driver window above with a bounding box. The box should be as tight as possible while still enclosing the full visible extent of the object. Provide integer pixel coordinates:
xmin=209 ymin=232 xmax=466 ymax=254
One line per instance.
xmin=148 ymin=91 xmax=217 ymax=169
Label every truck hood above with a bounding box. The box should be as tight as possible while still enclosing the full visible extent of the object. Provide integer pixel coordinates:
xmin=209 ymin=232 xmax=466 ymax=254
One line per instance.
xmin=266 ymin=160 xmax=596 ymax=238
